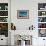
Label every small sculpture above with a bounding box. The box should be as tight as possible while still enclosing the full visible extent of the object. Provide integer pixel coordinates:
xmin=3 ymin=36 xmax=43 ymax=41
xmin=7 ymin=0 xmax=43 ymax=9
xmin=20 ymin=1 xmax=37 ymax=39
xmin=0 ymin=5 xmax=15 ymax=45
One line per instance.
xmin=11 ymin=23 xmax=16 ymax=30
xmin=29 ymin=25 xmax=35 ymax=30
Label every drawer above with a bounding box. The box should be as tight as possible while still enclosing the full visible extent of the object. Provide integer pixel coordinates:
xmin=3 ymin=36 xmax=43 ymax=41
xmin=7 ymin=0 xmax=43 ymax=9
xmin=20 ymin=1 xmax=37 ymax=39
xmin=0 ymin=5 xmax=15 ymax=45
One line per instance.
xmin=0 ymin=37 xmax=8 ymax=45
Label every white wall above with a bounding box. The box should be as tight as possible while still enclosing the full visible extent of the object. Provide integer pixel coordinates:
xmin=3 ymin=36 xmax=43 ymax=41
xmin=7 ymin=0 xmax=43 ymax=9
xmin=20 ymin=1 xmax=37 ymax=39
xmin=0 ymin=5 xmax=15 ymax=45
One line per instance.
xmin=11 ymin=0 xmax=46 ymax=46
xmin=11 ymin=0 xmax=38 ymax=30
xmin=11 ymin=0 xmax=46 ymax=30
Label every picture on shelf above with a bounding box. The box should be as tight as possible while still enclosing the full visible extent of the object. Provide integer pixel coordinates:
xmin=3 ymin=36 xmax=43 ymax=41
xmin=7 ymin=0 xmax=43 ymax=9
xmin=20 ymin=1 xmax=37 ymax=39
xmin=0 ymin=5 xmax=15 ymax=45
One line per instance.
xmin=38 ymin=3 xmax=46 ymax=10
xmin=38 ymin=11 xmax=46 ymax=16
xmin=38 ymin=29 xmax=46 ymax=37
xmin=0 ymin=3 xmax=8 ymax=10
xmin=38 ymin=23 xmax=46 ymax=28
xmin=0 ymin=11 xmax=8 ymax=16
xmin=0 ymin=17 xmax=8 ymax=22
xmin=0 ymin=23 xmax=8 ymax=37
xmin=38 ymin=17 xmax=46 ymax=22
xmin=17 ymin=10 xmax=29 ymax=19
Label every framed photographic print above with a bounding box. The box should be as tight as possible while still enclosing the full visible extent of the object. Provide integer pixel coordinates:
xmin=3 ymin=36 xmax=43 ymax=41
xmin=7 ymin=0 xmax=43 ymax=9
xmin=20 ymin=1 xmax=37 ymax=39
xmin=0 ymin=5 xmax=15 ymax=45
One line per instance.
xmin=17 ymin=10 xmax=29 ymax=19
xmin=0 ymin=17 xmax=8 ymax=22
xmin=0 ymin=23 xmax=8 ymax=37
xmin=38 ymin=29 xmax=46 ymax=37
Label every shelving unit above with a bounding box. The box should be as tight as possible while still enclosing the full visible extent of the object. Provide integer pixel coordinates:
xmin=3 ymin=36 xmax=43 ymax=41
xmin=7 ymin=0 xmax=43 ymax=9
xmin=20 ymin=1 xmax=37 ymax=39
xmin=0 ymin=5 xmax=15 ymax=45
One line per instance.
xmin=38 ymin=3 xmax=46 ymax=37
xmin=0 ymin=3 xmax=8 ymax=37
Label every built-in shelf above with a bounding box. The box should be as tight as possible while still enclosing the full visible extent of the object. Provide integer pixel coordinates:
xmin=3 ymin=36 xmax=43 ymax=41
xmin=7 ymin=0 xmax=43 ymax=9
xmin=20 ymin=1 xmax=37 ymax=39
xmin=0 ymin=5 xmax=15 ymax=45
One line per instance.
xmin=38 ymin=28 xmax=46 ymax=29
xmin=38 ymin=10 xmax=46 ymax=11
xmin=0 ymin=3 xmax=8 ymax=37
xmin=0 ymin=10 xmax=8 ymax=11
xmin=38 ymin=22 xmax=46 ymax=23
xmin=0 ymin=22 xmax=8 ymax=23
xmin=38 ymin=16 xmax=46 ymax=17
xmin=38 ymin=3 xmax=46 ymax=37
xmin=0 ymin=16 xmax=8 ymax=17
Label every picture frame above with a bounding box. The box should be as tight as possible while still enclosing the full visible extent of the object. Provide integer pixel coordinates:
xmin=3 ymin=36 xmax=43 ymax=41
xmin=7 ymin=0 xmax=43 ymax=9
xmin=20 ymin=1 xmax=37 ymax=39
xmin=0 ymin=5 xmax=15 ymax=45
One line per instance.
xmin=0 ymin=17 xmax=8 ymax=22
xmin=0 ymin=23 xmax=8 ymax=37
xmin=17 ymin=10 xmax=29 ymax=19
xmin=38 ymin=29 xmax=46 ymax=37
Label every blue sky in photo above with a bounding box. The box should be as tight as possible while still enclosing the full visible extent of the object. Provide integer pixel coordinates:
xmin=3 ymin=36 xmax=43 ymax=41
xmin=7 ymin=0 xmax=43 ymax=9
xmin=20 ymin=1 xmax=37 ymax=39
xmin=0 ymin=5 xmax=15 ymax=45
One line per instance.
xmin=19 ymin=11 xmax=28 ymax=16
